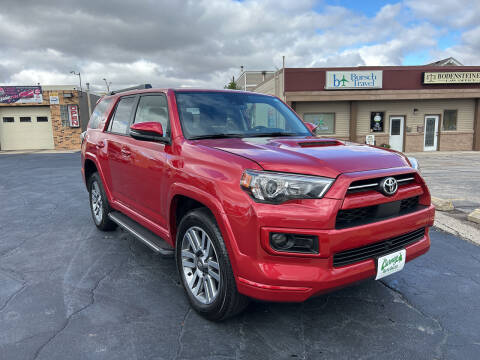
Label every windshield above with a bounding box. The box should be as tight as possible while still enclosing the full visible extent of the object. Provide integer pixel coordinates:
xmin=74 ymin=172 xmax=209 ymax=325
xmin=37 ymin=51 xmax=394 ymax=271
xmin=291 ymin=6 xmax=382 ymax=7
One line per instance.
xmin=175 ymin=91 xmax=311 ymax=139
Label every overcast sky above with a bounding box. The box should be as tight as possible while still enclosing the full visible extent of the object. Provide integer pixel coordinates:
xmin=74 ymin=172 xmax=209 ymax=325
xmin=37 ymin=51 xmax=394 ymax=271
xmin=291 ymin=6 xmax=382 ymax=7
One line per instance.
xmin=1 ymin=0 xmax=479 ymax=93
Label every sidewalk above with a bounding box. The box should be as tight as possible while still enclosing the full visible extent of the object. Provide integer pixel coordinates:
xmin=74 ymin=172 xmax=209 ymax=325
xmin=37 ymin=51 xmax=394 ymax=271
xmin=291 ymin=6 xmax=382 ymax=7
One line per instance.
xmin=407 ymin=151 xmax=480 ymax=244
xmin=0 ymin=149 xmax=79 ymax=155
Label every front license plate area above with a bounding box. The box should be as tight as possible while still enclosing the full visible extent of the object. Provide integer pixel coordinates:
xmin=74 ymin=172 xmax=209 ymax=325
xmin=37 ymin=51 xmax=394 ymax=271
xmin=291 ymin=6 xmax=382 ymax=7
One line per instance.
xmin=375 ymin=249 xmax=406 ymax=280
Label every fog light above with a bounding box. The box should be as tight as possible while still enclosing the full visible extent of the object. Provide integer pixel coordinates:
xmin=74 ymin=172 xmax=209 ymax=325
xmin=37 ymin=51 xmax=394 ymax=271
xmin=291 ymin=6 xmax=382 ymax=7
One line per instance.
xmin=269 ymin=233 xmax=319 ymax=254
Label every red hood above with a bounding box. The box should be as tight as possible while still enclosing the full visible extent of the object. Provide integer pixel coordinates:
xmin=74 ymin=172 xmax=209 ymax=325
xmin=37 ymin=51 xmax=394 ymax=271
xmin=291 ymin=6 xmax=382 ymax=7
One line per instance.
xmin=197 ymin=137 xmax=409 ymax=178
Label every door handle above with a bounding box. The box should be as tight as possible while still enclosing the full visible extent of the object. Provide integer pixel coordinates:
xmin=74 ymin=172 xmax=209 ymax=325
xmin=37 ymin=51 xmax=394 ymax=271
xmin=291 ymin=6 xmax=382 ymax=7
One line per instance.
xmin=121 ymin=148 xmax=131 ymax=156
xmin=95 ymin=141 xmax=105 ymax=149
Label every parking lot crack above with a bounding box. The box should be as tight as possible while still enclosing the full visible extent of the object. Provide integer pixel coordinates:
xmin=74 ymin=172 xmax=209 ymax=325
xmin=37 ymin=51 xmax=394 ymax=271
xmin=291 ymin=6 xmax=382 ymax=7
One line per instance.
xmin=32 ymin=266 xmax=116 ymax=360
xmin=380 ymin=280 xmax=449 ymax=359
xmin=173 ymin=308 xmax=191 ymax=360
xmin=0 ymin=284 xmax=26 ymax=313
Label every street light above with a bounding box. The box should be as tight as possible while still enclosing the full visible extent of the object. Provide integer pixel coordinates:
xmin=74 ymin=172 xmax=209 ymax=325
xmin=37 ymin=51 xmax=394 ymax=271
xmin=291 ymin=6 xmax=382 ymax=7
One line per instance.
xmin=103 ymin=78 xmax=111 ymax=93
xmin=70 ymin=71 xmax=82 ymax=94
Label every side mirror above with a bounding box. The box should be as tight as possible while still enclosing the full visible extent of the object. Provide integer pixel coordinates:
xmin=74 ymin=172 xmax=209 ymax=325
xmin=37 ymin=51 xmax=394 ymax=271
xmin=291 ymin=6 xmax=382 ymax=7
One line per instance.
xmin=304 ymin=122 xmax=318 ymax=133
xmin=130 ymin=122 xmax=170 ymax=143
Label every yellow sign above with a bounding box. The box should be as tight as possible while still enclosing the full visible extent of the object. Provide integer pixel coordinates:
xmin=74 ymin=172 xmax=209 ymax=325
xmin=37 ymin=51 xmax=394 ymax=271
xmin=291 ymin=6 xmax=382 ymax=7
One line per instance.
xmin=424 ymin=72 xmax=480 ymax=84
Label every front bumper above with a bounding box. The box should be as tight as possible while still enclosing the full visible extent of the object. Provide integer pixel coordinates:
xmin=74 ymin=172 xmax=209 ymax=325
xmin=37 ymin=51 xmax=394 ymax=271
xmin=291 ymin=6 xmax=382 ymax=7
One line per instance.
xmin=234 ymin=204 xmax=435 ymax=302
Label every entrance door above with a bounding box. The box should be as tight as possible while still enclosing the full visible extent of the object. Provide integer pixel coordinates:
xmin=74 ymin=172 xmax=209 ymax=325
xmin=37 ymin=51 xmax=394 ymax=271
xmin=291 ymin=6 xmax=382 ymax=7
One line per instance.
xmin=389 ymin=116 xmax=404 ymax=152
xmin=424 ymin=115 xmax=439 ymax=151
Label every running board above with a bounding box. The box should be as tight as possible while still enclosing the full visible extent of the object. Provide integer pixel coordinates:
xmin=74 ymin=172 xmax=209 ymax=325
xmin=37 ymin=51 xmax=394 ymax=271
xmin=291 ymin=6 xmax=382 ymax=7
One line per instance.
xmin=108 ymin=211 xmax=174 ymax=257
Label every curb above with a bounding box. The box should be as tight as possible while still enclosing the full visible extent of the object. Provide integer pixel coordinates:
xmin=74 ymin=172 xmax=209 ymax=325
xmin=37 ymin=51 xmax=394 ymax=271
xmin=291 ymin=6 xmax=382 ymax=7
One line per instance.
xmin=431 ymin=197 xmax=454 ymax=212
xmin=434 ymin=212 xmax=480 ymax=246
xmin=467 ymin=209 xmax=480 ymax=224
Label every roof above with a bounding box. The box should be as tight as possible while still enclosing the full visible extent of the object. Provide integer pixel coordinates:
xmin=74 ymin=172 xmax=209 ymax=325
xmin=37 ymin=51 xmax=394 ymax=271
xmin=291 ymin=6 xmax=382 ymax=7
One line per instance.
xmin=426 ymin=57 xmax=463 ymax=66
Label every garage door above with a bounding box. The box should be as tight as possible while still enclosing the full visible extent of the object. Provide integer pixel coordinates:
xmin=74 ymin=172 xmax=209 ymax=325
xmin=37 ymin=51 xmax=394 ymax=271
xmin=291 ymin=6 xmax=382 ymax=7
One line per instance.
xmin=0 ymin=106 xmax=55 ymax=150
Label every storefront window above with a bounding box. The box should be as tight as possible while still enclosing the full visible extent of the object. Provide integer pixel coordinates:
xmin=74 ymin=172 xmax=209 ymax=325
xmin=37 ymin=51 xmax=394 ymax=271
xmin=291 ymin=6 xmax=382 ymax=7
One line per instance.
xmin=443 ymin=110 xmax=457 ymax=131
xmin=303 ymin=113 xmax=335 ymax=134
xmin=370 ymin=112 xmax=384 ymax=132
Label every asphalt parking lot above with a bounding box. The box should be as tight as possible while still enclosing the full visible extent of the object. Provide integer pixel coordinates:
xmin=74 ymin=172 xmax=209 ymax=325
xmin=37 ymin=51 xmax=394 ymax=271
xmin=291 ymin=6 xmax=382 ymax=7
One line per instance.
xmin=1 ymin=152 xmax=480 ymax=360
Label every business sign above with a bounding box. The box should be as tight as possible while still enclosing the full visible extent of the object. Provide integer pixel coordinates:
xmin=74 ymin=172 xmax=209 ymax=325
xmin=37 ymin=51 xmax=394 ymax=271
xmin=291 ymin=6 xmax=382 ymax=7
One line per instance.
xmin=68 ymin=104 xmax=80 ymax=127
xmin=325 ymin=71 xmax=382 ymax=90
xmin=49 ymin=92 xmax=60 ymax=105
xmin=423 ymin=72 xmax=480 ymax=84
xmin=0 ymin=86 xmax=43 ymax=104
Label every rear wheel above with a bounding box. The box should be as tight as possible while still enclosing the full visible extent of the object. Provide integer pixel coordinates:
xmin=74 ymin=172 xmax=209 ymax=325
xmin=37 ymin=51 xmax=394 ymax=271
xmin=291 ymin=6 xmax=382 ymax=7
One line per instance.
xmin=88 ymin=172 xmax=116 ymax=231
xmin=176 ymin=208 xmax=248 ymax=321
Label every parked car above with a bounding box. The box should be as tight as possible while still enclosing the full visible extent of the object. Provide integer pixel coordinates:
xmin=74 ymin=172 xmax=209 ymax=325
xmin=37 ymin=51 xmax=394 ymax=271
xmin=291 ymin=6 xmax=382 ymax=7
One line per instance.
xmin=81 ymin=86 xmax=435 ymax=321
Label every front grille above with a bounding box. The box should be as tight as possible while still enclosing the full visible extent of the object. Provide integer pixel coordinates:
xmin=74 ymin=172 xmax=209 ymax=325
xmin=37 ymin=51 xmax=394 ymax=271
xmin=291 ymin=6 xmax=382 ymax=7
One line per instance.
xmin=333 ymin=228 xmax=425 ymax=267
xmin=347 ymin=173 xmax=416 ymax=194
xmin=336 ymin=196 xmax=422 ymax=229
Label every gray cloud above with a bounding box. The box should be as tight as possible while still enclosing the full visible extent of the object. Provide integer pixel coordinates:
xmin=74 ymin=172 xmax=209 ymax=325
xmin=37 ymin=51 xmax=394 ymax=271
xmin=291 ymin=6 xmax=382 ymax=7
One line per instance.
xmin=0 ymin=0 xmax=476 ymax=92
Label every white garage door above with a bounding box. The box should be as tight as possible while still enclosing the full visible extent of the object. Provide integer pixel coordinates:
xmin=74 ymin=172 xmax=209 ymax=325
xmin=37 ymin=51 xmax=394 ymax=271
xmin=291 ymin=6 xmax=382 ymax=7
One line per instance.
xmin=0 ymin=106 xmax=55 ymax=150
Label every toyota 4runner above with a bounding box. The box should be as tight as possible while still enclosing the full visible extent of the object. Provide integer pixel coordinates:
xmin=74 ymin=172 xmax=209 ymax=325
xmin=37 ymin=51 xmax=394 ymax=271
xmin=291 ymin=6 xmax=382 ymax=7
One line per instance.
xmin=81 ymin=86 xmax=435 ymax=321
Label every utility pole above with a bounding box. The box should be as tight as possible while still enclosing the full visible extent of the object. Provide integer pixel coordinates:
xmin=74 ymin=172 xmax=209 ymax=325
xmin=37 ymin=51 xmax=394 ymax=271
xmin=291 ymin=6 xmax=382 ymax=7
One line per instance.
xmin=86 ymin=82 xmax=92 ymax=116
xmin=70 ymin=71 xmax=82 ymax=95
xmin=103 ymin=78 xmax=111 ymax=93
xmin=282 ymin=56 xmax=286 ymax=101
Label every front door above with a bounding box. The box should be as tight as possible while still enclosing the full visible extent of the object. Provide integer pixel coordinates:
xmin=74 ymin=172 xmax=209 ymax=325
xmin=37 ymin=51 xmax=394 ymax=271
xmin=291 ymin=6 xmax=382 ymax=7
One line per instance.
xmin=424 ymin=115 xmax=439 ymax=151
xmin=389 ymin=116 xmax=404 ymax=152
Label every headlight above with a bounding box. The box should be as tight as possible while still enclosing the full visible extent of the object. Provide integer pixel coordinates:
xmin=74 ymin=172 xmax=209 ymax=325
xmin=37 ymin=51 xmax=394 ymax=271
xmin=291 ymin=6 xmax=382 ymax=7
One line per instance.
xmin=407 ymin=156 xmax=420 ymax=171
xmin=240 ymin=170 xmax=334 ymax=204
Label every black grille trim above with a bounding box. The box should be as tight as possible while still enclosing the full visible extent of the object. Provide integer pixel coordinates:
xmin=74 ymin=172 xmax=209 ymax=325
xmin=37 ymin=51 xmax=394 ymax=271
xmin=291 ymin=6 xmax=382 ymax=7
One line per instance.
xmin=333 ymin=228 xmax=425 ymax=267
xmin=336 ymin=196 xmax=424 ymax=229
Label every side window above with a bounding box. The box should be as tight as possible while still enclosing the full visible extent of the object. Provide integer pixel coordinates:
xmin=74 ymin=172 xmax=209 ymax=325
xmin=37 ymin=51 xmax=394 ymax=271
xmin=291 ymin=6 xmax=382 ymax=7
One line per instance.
xmin=88 ymin=97 xmax=113 ymax=129
xmin=134 ymin=95 xmax=170 ymax=136
xmin=108 ymin=97 xmax=136 ymax=135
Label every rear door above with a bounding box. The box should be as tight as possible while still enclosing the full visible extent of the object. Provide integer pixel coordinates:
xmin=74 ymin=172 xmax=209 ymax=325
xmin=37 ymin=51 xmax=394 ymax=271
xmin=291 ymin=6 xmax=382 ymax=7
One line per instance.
xmin=105 ymin=95 xmax=137 ymax=208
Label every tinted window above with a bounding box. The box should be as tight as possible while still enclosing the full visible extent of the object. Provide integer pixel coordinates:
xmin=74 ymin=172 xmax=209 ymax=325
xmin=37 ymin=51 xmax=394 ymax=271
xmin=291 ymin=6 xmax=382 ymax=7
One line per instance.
xmin=443 ymin=110 xmax=457 ymax=131
xmin=134 ymin=95 xmax=170 ymax=136
xmin=175 ymin=92 xmax=310 ymax=139
xmin=109 ymin=97 xmax=135 ymax=135
xmin=89 ymin=97 xmax=114 ymax=129
xmin=37 ymin=116 xmax=48 ymax=122
xmin=3 ymin=117 xmax=14 ymax=123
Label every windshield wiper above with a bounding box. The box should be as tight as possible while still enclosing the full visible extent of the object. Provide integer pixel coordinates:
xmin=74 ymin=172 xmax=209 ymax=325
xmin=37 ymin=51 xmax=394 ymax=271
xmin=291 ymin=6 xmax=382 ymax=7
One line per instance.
xmin=248 ymin=132 xmax=299 ymax=138
xmin=189 ymin=133 xmax=246 ymax=140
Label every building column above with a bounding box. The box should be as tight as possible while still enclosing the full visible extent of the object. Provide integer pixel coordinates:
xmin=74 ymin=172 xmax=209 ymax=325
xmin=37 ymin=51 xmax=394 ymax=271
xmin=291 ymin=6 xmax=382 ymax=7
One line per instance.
xmin=474 ymin=98 xmax=480 ymax=151
xmin=349 ymin=101 xmax=357 ymax=142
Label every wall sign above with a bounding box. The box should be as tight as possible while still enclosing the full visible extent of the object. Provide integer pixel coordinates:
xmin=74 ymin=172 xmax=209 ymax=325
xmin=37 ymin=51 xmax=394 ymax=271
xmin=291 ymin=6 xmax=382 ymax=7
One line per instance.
xmin=365 ymin=135 xmax=375 ymax=145
xmin=0 ymin=86 xmax=43 ymax=104
xmin=68 ymin=104 xmax=80 ymax=127
xmin=370 ymin=112 xmax=384 ymax=132
xmin=49 ymin=92 xmax=60 ymax=105
xmin=325 ymin=71 xmax=382 ymax=90
xmin=423 ymin=72 xmax=480 ymax=84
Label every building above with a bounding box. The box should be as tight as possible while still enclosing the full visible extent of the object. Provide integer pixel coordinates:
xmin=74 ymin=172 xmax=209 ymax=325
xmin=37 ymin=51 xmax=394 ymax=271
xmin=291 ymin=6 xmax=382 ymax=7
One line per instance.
xmin=253 ymin=61 xmax=480 ymax=152
xmin=236 ymin=70 xmax=275 ymax=91
xmin=0 ymin=85 xmax=99 ymax=151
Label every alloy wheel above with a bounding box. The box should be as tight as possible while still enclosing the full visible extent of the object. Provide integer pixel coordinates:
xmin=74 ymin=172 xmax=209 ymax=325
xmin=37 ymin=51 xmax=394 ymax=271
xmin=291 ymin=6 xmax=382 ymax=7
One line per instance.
xmin=91 ymin=181 xmax=103 ymax=224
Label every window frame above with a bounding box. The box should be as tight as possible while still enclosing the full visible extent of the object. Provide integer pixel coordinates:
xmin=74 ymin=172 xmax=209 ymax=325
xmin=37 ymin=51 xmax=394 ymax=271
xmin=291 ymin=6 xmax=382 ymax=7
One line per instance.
xmin=442 ymin=109 xmax=458 ymax=132
xmin=302 ymin=112 xmax=336 ymax=135
xmin=106 ymin=95 xmax=139 ymax=136
xmin=131 ymin=93 xmax=171 ymax=139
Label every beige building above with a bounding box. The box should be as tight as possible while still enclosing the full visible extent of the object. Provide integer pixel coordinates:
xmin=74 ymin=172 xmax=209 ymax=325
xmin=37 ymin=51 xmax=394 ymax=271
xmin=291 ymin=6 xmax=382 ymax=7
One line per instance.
xmin=253 ymin=63 xmax=480 ymax=152
xmin=0 ymin=85 xmax=98 ymax=151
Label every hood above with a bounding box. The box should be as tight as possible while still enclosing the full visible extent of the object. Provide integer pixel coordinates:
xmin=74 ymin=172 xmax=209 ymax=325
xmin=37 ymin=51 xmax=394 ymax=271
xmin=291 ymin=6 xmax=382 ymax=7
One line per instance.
xmin=197 ymin=137 xmax=409 ymax=178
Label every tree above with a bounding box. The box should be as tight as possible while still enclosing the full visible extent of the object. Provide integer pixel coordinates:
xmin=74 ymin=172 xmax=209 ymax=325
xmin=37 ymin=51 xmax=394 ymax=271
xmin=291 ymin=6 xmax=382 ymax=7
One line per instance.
xmin=224 ymin=76 xmax=238 ymax=90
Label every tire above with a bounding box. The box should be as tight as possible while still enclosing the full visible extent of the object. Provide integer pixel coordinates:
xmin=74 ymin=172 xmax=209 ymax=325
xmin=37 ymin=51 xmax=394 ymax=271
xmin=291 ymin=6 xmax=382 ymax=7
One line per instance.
xmin=176 ymin=208 xmax=249 ymax=321
xmin=88 ymin=172 xmax=117 ymax=231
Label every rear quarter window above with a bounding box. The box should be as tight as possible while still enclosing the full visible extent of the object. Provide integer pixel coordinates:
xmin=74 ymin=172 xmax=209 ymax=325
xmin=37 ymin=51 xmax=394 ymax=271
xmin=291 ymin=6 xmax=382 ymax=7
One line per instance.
xmin=88 ymin=97 xmax=114 ymax=130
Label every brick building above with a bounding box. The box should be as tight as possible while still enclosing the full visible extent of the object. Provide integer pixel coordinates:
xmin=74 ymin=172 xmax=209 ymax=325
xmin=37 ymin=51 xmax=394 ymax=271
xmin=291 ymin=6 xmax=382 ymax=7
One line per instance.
xmin=0 ymin=85 xmax=98 ymax=151
xmin=253 ymin=61 xmax=480 ymax=152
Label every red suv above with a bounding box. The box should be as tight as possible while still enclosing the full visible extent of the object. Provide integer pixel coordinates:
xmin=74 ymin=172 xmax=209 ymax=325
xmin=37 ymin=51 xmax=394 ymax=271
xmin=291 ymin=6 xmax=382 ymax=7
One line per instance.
xmin=81 ymin=86 xmax=435 ymax=321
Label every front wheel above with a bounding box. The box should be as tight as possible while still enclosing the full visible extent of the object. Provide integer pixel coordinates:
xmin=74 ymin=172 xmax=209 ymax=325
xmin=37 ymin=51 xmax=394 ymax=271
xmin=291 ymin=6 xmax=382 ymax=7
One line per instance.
xmin=176 ymin=208 xmax=248 ymax=321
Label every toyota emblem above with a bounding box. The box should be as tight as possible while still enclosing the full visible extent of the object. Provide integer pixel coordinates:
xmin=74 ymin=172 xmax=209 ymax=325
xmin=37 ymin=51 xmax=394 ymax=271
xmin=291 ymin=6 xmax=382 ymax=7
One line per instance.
xmin=380 ymin=177 xmax=398 ymax=196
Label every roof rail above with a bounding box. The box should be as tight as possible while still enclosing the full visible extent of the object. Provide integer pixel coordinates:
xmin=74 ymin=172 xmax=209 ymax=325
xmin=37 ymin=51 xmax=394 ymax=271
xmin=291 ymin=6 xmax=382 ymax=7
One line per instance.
xmin=109 ymin=84 xmax=152 ymax=95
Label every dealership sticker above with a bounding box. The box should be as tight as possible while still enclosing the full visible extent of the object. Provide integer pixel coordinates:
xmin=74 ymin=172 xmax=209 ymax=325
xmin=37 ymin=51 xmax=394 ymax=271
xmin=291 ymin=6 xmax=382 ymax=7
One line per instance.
xmin=375 ymin=249 xmax=406 ymax=280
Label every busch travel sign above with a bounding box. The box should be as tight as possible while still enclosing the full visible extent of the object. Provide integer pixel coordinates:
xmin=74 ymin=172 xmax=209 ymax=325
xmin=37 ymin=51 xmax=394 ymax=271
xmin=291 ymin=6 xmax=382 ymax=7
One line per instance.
xmin=325 ymin=71 xmax=383 ymax=90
